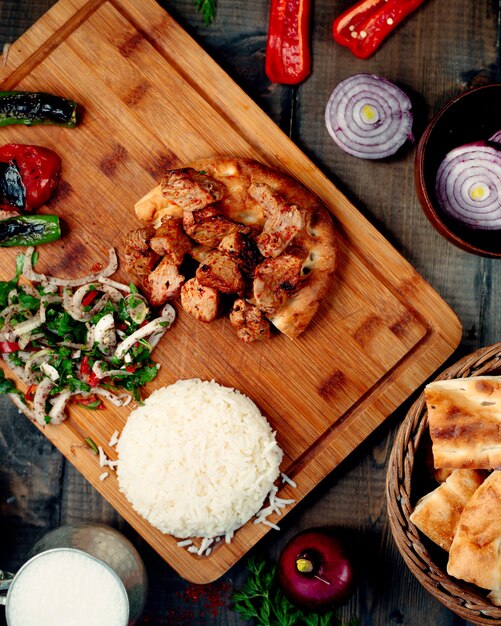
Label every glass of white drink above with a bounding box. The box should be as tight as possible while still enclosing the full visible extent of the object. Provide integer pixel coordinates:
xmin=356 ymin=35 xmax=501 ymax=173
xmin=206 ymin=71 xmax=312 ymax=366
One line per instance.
xmin=0 ymin=524 xmax=147 ymax=626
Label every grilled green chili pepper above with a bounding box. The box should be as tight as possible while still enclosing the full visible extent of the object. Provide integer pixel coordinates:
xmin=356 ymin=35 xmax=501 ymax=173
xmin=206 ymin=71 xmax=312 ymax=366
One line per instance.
xmin=0 ymin=214 xmax=61 ymax=246
xmin=0 ymin=92 xmax=78 ymax=127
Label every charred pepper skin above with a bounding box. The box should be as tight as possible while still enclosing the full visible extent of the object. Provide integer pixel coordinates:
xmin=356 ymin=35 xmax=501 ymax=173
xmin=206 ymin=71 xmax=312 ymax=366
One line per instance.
xmin=0 ymin=214 xmax=61 ymax=247
xmin=0 ymin=91 xmax=78 ymax=127
xmin=0 ymin=160 xmax=25 ymax=210
xmin=333 ymin=0 xmax=426 ymax=60
xmin=265 ymin=0 xmax=311 ymax=85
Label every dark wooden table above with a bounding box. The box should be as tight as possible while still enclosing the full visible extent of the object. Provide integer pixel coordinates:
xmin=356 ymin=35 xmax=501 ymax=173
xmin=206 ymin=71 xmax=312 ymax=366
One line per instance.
xmin=0 ymin=0 xmax=500 ymax=624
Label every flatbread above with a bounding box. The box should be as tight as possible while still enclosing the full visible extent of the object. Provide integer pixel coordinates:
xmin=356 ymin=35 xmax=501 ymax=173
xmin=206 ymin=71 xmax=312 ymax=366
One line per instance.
xmin=425 ymin=376 xmax=501 ymax=469
xmin=448 ymin=470 xmax=501 ymax=590
xmin=410 ymin=469 xmax=486 ymax=551
xmin=133 ymin=157 xmax=337 ymax=339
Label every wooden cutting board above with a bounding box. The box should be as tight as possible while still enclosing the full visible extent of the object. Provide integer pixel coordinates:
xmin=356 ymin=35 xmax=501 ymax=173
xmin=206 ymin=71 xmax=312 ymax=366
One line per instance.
xmin=0 ymin=0 xmax=461 ymax=583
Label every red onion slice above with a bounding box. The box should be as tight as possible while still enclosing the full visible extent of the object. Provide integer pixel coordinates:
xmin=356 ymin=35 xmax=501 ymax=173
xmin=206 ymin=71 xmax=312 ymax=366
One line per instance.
xmin=489 ymin=130 xmax=501 ymax=145
xmin=435 ymin=142 xmax=501 ymax=230
xmin=325 ymin=73 xmax=413 ymax=159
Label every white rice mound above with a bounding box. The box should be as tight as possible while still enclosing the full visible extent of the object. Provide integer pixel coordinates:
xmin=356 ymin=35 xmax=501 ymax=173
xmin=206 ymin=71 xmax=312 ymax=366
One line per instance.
xmin=117 ymin=378 xmax=283 ymax=540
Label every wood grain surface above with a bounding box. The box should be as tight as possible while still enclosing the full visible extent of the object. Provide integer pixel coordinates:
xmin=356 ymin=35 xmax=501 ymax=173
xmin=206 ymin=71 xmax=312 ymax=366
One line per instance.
xmin=0 ymin=0 xmax=499 ymax=624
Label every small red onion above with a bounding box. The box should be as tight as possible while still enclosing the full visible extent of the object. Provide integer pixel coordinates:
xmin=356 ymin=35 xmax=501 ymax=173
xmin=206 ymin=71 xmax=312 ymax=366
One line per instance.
xmin=277 ymin=528 xmax=356 ymax=611
xmin=435 ymin=141 xmax=501 ymax=230
xmin=325 ymin=73 xmax=413 ymax=159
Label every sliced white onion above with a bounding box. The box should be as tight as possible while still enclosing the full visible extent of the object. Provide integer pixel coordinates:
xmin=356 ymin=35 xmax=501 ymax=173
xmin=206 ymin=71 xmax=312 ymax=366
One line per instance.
xmin=40 ymin=362 xmax=60 ymax=382
xmin=91 ymin=360 xmax=132 ymax=380
xmin=9 ymin=393 xmax=36 ymax=421
xmin=0 ymin=327 xmax=16 ymax=342
xmin=147 ymin=331 xmax=165 ymax=350
xmin=19 ymin=284 xmax=41 ymax=299
xmin=23 ymin=247 xmax=118 ymax=288
xmin=40 ymin=295 xmax=62 ymax=323
xmin=114 ymin=317 xmax=173 ymax=359
xmin=1 ymin=304 xmax=23 ymax=320
xmin=93 ymin=387 xmax=131 ymax=406
xmin=12 ymin=313 xmax=42 ymax=338
xmin=24 ymin=348 xmax=55 ymax=380
xmin=48 ymin=390 xmax=71 ymax=425
xmin=161 ymin=303 xmax=176 ymax=326
xmin=33 ymin=378 xmax=55 ymax=426
xmin=7 ymin=289 xmax=18 ymax=306
xmin=93 ymin=313 xmax=116 ymax=355
xmin=3 ymin=354 xmax=36 ymax=385
xmin=325 ymin=73 xmax=413 ymax=159
xmin=98 ymin=276 xmax=131 ymax=293
xmin=63 ymin=285 xmax=107 ymax=322
xmin=435 ymin=142 xmax=501 ymax=230
xmin=124 ymin=293 xmax=149 ymax=324
xmin=18 ymin=332 xmax=44 ymax=351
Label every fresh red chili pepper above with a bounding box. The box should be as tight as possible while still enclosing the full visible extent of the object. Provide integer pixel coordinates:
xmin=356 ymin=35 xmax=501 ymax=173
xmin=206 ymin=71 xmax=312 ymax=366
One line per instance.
xmin=332 ymin=0 xmax=426 ymax=60
xmin=25 ymin=384 xmax=37 ymax=402
xmin=80 ymin=355 xmax=91 ymax=376
xmin=265 ymin=0 xmax=311 ymax=85
xmin=81 ymin=289 xmax=98 ymax=307
xmin=88 ymin=372 xmax=101 ymax=388
xmin=0 ymin=144 xmax=61 ymax=212
xmin=0 ymin=340 xmax=20 ymax=353
xmin=76 ymin=394 xmax=105 ymax=410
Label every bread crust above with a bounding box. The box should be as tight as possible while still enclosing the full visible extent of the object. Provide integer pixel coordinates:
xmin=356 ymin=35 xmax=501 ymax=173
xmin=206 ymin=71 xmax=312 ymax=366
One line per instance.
xmin=425 ymin=376 xmax=501 ymax=469
xmin=448 ymin=470 xmax=501 ymax=590
xmin=134 ymin=157 xmax=337 ymax=338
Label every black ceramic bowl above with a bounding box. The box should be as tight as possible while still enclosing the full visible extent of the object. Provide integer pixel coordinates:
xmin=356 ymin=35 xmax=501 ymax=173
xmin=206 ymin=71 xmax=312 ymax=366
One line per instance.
xmin=415 ymin=84 xmax=501 ymax=257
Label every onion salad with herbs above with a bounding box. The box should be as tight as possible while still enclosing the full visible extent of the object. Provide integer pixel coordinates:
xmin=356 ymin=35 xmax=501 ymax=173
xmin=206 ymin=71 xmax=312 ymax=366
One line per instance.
xmin=0 ymin=247 xmax=175 ymax=426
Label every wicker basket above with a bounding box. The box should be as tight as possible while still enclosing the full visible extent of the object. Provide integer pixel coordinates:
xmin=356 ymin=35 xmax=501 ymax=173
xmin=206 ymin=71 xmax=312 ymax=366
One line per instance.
xmin=387 ymin=343 xmax=501 ymax=625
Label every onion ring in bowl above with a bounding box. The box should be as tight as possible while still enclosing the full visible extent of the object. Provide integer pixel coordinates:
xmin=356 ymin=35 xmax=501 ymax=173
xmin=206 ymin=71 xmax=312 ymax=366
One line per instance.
xmin=435 ymin=142 xmax=501 ymax=230
xmin=325 ymin=73 xmax=413 ymax=159
xmin=490 ymin=130 xmax=501 ymax=145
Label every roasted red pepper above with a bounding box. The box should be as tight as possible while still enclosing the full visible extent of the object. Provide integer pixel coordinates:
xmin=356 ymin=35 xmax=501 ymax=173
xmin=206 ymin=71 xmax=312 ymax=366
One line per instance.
xmin=81 ymin=289 xmax=99 ymax=307
xmin=0 ymin=341 xmax=20 ymax=353
xmin=80 ymin=356 xmax=102 ymax=387
xmin=333 ymin=0 xmax=426 ymax=60
xmin=76 ymin=394 xmax=105 ymax=410
xmin=265 ymin=0 xmax=311 ymax=85
xmin=0 ymin=144 xmax=61 ymax=212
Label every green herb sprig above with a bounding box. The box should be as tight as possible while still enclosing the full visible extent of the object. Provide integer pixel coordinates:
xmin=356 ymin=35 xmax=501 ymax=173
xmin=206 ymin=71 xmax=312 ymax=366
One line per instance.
xmin=231 ymin=557 xmax=358 ymax=626
xmin=194 ymin=0 xmax=217 ymax=25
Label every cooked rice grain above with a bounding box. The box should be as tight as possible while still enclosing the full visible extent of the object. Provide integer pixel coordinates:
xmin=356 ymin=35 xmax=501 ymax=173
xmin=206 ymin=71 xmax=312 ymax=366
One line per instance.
xmin=117 ymin=379 xmax=283 ymax=539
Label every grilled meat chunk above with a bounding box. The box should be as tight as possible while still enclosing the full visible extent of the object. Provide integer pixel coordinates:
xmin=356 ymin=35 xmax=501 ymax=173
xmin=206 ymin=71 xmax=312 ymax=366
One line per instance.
xmin=253 ymin=254 xmax=303 ymax=316
xmin=196 ymin=250 xmax=246 ymax=295
xmin=218 ymin=231 xmax=262 ymax=276
xmin=149 ymin=217 xmax=191 ymax=265
xmin=124 ymin=246 xmax=160 ymax=277
xmin=125 ymin=226 xmax=155 ymax=252
xmin=189 ymin=244 xmax=212 ymax=264
xmin=183 ymin=207 xmax=240 ymax=248
xmin=229 ymin=299 xmax=271 ymax=343
xmin=161 ymin=168 xmax=225 ymax=211
xmin=249 ymin=183 xmax=303 ymax=258
xmin=145 ymin=256 xmax=185 ymax=306
xmin=181 ymin=277 xmax=220 ymax=322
